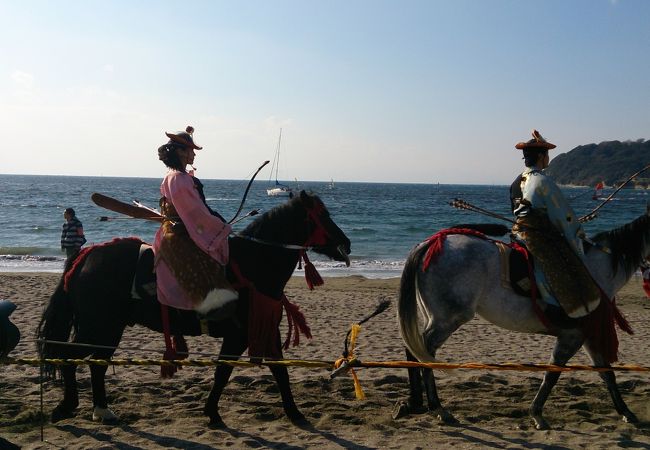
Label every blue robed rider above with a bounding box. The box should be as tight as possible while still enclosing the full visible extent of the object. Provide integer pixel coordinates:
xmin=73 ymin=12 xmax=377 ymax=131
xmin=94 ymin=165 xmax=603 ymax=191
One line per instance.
xmin=509 ymin=130 xmax=600 ymax=318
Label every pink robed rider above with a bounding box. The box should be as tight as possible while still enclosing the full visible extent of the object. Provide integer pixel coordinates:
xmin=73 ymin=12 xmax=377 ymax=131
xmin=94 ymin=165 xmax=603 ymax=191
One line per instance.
xmin=153 ymin=126 xmax=238 ymax=318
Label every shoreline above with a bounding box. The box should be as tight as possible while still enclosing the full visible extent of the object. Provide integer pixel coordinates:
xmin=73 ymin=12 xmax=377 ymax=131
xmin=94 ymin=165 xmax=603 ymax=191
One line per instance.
xmin=0 ymin=269 xmax=405 ymax=280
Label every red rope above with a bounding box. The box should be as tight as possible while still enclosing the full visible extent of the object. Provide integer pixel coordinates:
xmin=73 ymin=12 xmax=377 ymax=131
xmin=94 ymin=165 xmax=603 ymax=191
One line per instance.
xmin=422 ymin=228 xmax=489 ymax=271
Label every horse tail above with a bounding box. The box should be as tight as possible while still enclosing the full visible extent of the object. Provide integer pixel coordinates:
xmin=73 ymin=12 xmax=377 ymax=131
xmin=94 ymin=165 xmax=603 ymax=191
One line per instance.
xmin=397 ymin=242 xmax=436 ymax=363
xmin=36 ymin=275 xmax=74 ymax=362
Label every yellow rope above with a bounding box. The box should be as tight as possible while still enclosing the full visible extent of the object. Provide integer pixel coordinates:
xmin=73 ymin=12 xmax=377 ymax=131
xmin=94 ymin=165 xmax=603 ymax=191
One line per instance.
xmin=347 ymin=324 xmax=365 ymax=399
xmin=3 ymin=356 xmax=650 ymax=373
xmin=3 ymin=356 xmax=650 ymax=374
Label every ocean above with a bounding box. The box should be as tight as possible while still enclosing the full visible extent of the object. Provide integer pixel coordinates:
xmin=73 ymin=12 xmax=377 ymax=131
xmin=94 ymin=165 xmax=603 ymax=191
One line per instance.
xmin=1 ymin=174 xmax=648 ymax=278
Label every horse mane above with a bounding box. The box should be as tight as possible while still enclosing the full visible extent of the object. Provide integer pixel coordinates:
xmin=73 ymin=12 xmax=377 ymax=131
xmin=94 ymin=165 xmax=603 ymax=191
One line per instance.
xmin=592 ymin=213 xmax=650 ymax=278
xmin=449 ymin=223 xmax=509 ymax=237
xmin=240 ymin=192 xmax=320 ymax=238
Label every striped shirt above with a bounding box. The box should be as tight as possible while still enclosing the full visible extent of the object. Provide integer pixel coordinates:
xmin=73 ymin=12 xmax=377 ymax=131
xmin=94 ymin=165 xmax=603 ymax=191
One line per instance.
xmin=61 ymin=218 xmax=86 ymax=249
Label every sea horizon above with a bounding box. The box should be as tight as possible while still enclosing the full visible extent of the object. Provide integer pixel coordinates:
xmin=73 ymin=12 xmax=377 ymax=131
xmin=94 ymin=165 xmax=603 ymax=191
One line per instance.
xmin=1 ymin=174 xmax=648 ymax=277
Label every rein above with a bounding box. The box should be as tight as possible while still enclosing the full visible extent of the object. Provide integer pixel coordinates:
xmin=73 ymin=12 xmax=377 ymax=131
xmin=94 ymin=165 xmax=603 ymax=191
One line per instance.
xmin=233 ymin=199 xmax=330 ymax=250
xmin=234 ymin=199 xmax=330 ymax=289
xmin=232 ymin=234 xmax=310 ymax=250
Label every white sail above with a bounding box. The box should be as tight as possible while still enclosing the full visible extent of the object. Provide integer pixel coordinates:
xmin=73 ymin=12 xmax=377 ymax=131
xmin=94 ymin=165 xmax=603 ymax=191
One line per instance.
xmin=266 ymin=128 xmax=294 ymax=197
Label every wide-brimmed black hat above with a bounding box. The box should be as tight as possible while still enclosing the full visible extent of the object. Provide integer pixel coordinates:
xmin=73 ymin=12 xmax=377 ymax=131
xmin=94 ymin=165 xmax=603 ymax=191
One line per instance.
xmin=515 ymin=129 xmax=556 ymax=150
xmin=165 ymin=126 xmax=202 ymax=150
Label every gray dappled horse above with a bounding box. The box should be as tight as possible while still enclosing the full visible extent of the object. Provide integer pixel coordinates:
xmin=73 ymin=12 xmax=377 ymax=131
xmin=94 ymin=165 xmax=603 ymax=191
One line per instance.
xmin=397 ymin=205 xmax=650 ymax=430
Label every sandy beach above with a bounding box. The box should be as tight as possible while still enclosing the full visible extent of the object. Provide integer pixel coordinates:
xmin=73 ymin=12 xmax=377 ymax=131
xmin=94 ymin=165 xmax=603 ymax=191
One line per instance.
xmin=1 ymin=272 xmax=650 ymax=449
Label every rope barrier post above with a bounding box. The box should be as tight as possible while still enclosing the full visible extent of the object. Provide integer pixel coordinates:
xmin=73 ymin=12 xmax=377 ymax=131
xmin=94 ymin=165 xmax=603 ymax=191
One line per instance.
xmin=39 ymin=357 xmax=44 ymax=442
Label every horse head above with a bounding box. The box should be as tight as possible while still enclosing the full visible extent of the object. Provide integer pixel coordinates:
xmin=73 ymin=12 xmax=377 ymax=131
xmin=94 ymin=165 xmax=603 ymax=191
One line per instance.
xmin=238 ymin=190 xmax=351 ymax=266
xmin=295 ymin=190 xmax=351 ymax=266
xmin=592 ymin=202 xmax=650 ymax=280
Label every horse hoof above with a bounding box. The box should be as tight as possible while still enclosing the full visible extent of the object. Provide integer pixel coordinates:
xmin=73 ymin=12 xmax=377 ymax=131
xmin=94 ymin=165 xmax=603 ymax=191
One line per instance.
xmin=92 ymin=406 xmax=118 ymax=424
xmin=51 ymin=405 xmax=75 ymax=423
xmin=208 ymin=416 xmax=226 ymax=429
xmin=623 ymin=412 xmax=639 ymax=424
xmin=392 ymin=401 xmax=410 ymax=420
xmin=289 ymin=412 xmax=309 ymax=426
xmin=532 ymin=416 xmax=550 ymax=430
xmin=434 ymin=408 xmax=459 ymax=425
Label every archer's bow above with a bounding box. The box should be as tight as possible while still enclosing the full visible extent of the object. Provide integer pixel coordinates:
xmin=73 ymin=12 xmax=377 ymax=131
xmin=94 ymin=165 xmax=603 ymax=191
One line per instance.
xmin=580 ymin=163 xmax=650 ymax=223
xmin=228 ymin=160 xmax=270 ymax=224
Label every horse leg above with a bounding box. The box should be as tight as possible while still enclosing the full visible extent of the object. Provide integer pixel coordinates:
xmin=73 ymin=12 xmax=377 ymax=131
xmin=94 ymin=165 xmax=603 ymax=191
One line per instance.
xmin=393 ymin=349 xmax=427 ymax=419
xmin=268 ymin=349 xmax=306 ymax=425
xmin=530 ymin=330 xmax=584 ymax=430
xmin=421 ymin=322 xmax=462 ymax=424
xmin=406 ymin=350 xmax=424 ymax=408
xmin=203 ymin=333 xmax=248 ymax=427
xmin=87 ymin=328 xmax=123 ymax=423
xmin=583 ymin=340 xmax=639 ymax=424
xmin=51 ymin=339 xmax=91 ymax=422
xmin=90 ymin=362 xmax=118 ymax=423
xmin=51 ymin=364 xmax=80 ymax=422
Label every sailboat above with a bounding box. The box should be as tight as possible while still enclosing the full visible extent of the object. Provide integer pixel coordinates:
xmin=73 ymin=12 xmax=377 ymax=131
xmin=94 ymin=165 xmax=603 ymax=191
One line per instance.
xmin=592 ymin=181 xmax=605 ymax=200
xmin=266 ymin=128 xmax=294 ymax=197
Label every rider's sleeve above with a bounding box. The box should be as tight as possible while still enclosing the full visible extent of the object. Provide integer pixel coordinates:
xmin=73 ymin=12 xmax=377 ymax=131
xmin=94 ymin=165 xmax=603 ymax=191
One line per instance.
xmin=529 ymin=173 xmax=585 ymax=255
xmin=163 ymin=171 xmax=231 ymax=264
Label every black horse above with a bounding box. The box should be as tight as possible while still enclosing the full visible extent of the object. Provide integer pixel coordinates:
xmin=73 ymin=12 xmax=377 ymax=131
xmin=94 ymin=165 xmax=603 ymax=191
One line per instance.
xmin=37 ymin=191 xmax=351 ymax=426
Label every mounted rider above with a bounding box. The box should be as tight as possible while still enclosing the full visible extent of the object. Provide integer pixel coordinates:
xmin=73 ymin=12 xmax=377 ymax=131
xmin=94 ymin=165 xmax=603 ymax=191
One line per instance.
xmin=510 ymin=130 xmax=600 ymax=318
xmin=153 ymin=126 xmax=238 ymax=318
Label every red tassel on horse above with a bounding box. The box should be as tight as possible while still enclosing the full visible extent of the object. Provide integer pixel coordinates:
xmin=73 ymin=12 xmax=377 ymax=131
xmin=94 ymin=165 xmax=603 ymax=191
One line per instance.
xmin=643 ymin=266 xmax=650 ymax=298
xmin=281 ymin=296 xmax=312 ymax=349
xmin=301 ymin=251 xmax=323 ymax=290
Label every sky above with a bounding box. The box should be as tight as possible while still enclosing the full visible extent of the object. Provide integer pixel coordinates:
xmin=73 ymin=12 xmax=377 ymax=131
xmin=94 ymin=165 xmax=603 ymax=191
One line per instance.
xmin=1 ymin=0 xmax=648 ymax=184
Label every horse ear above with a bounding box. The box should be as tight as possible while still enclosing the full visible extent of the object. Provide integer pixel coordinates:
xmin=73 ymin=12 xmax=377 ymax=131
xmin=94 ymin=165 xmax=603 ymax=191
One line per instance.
xmin=299 ymin=190 xmax=312 ymax=205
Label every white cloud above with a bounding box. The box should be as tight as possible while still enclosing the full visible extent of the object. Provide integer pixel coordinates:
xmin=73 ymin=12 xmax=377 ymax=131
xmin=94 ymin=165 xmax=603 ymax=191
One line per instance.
xmin=263 ymin=115 xmax=293 ymax=132
xmin=103 ymin=64 xmax=114 ymax=73
xmin=11 ymin=70 xmax=35 ymax=89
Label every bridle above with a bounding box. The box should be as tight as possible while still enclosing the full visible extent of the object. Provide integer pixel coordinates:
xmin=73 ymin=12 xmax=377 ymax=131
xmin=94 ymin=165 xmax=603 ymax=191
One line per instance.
xmin=231 ymin=198 xmax=333 ymax=290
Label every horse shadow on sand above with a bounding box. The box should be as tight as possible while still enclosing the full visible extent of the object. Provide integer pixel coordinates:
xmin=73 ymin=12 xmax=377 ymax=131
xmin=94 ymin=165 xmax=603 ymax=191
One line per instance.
xmin=55 ymin=420 xmax=375 ymax=450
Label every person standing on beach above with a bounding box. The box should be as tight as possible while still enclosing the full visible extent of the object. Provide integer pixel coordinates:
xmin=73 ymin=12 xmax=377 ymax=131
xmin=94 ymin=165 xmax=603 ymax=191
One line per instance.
xmin=509 ymin=129 xmax=600 ymax=318
xmin=60 ymin=207 xmax=86 ymax=262
xmin=153 ymin=125 xmax=237 ymax=319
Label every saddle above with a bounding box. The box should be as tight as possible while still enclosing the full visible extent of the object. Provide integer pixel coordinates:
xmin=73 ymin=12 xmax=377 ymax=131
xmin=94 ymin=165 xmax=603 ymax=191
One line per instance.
xmin=496 ymin=241 xmax=533 ymax=297
xmin=131 ymin=244 xmax=157 ymax=301
xmin=495 ymin=241 xmax=582 ymax=327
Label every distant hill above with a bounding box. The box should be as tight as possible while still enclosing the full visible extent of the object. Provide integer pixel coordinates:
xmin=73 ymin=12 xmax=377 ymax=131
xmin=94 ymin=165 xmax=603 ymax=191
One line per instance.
xmin=546 ymin=139 xmax=650 ymax=188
